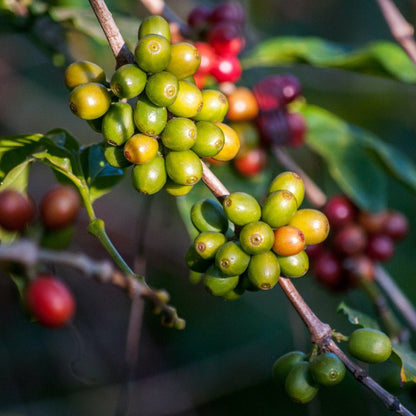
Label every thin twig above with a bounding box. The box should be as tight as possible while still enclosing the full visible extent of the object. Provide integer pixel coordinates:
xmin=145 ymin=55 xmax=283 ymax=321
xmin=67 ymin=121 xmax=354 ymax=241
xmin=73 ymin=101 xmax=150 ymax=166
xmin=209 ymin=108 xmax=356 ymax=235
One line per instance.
xmin=376 ymin=0 xmax=416 ymax=67
xmin=0 ymin=239 xmax=184 ymax=329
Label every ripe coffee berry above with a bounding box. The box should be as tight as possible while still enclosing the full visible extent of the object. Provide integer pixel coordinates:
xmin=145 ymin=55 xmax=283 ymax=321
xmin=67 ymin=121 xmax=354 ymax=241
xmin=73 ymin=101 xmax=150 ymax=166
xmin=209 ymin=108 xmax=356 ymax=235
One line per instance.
xmin=0 ymin=189 xmax=35 ymax=232
xmin=210 ymin=54 xmax=242 ymax=84
xmin=366 ymin=233 xmax=395 ymax=262
xmin=25 ymin=275 xmax=75 ymax=328
xmin=383 ymin=210 xmax=409 ymax=240
xmin=40 ymin=185 xmax=81 ymax=230
xmin=233 ymin=147 xmax=267 ymax=177
xmin=324 ymin=195 xmax=357 ymax=228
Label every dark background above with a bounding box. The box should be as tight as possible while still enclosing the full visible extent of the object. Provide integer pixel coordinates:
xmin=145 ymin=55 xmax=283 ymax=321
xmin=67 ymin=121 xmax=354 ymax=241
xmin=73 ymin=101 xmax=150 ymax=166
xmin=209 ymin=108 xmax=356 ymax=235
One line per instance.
xmin=1 ymin=0 xmax=416 ymax=415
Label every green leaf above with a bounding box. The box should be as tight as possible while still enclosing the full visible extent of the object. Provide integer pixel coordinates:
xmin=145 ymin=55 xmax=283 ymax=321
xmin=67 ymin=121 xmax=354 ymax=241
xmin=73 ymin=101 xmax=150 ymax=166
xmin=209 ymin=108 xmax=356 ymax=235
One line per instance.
xmin=49 ymin=7 xmax=139 ymax=49
xmin=80 ymin=144 xmax=125 ymax=203
xmin=45 ymin=128 xmax=80 ymax=153
xmin=391 ymin=342 xmax=416 ymax=384
xmin=337 ymin=301 xmax=380 ymax=329
xmin=1 ymin=159 xmax=33 ymax=192
xmin=0 ymin=134 xmax=43 ymax=180
xmin=302 ymin=104 xmax=386 ymax=211
xmin=242 ymin=37 xmax=416 ymax=83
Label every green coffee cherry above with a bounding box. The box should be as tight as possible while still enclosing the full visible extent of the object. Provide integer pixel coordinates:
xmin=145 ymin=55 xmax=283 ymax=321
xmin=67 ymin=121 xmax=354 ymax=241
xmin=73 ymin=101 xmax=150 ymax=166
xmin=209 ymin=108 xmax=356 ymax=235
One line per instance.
xmin=215 ymin=240 xmax=251 ymax=276
xmin=194 ymin=231 xmax=227 ymax=260
xmin=64 ymin=60 xmax=106 ymax=90
xmin=193 ymin=89 xmax=229 ymax=122
xmin=69 ymin=82 xmax=111 ymax=120
xmin=133 ymin=95 xmax=167 ymax=137
xmin=102 ymin=102 xmax=134 ymax=146
xmin=348 ymin=328 xmax=392 ymax=364
xmin=161 ymin=117 xmax=197 ymax=151
xmin=268 ymin=171 xmax=305 ymax=208
xmin=135 ymin=34 xmax=171 ymax=73
xmin=165 ymin=150 xmax=202 ymax=186
xmin=145 ymin=71 xmax=179 ymax=107
xmin=138 ymin=15 xmax=171 ymax=42
xmin=131 ymin=154 xmax=166 ymax=195
xmin=222 ymin=192 xmax=261 ymax=227
xmin=167 ymin=80 xmax=203 ymax=118
xmin=277 ymin=250 xmax=309 ymax=278
xmin=192 ymin=121 xmax=225 ymax=157
xmin=103 ymin=144 xmax=132 ymax=169
xmin=185 ymin=245 xmax=212 ymax=273
xmin=166 ymin=42 xmax=201 ymax=79
xmin=309 ymin=352 xmax=346 ymax=387
xmin=239 ymin=221 xmax=275 ymax=255
xmin=190 ymin=199 xmax=229 ymax=233
xmin=272 ymin=351 xmax=307 ymax=386
xmin=110 ymin=64 xmax=147 ymax=99
xmin=164 ymin=179 xmax=193 ymax=197
xmin=247 ymin=251 xmax=280 ymax=290
xmin=204 ymin=265 xmax=240 ymax=296
xmin=261 ymin=190 xmax=298 ymax=228
xmin=285 ymin=362 xmax=319 ymax=404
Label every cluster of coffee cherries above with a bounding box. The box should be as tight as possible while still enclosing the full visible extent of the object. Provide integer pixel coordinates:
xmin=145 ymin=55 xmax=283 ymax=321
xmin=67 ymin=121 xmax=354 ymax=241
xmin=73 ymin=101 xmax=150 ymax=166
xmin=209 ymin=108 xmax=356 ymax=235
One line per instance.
xmin=186 ymin=171 xmax=329 ymax=299
xmin=65 ymin=15 xmax=241 ymax=196
xmin=307 ymin=194 xmax=409 ymax=292
xmin=0 ymin=186 xmax=81 ymax=327
xmin=187 ymin=1 xmax=246 ymax=87
xmin=272 ymin=327 xmax=391 ymax=404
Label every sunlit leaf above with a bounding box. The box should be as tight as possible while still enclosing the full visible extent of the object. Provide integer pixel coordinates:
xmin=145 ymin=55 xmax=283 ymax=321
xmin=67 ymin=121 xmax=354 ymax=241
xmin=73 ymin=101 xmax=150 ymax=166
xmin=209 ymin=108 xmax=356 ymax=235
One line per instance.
xmin=1 ymin=159 xmax=33 ymax=192
xmin=391 ymin=342 xmax=416 ymax=384
xmin=242 ymin=37 xmax=416 ymax=82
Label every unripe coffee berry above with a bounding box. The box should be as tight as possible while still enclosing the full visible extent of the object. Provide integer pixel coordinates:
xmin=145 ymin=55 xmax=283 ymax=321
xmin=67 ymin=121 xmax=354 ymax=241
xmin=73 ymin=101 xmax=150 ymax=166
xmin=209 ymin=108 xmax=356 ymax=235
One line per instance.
xmin=191 ymin=198 xmax=229 ymax=233
xmin=247 ymin=251 xmax=280 ymax=290
xmin=64 ymin=60 xmax=106 ymax=90
xmin=285 ymin=361 xmax=319 ymax=404
xmin=289 ymin=209 xmax=330 ymax=245
xmin=239 ymin=221 xmax=275 ymax=255
xmin=124 ymin=134 xmax=159 ymax=165
xmin=309 ymin=352 xmax=346 ymax=386
xmin=272 ymin=225 xmax=305 ymax=257
xmin=261 ymin=190 xmax=298 ymax=228
xmin=222 ymin=192 xmax=261 ymax=226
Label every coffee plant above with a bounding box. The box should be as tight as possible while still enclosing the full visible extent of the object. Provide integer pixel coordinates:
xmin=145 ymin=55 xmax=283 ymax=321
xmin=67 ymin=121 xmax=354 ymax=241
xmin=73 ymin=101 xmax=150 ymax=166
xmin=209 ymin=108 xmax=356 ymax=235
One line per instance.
xmin=2 ymin=0 xmax=416 ymax=414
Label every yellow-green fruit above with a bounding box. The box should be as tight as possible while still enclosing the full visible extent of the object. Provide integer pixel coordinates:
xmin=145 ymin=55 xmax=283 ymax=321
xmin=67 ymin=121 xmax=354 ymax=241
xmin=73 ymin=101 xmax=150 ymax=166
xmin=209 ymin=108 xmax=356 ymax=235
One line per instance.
xmin=110 ymin=64 xmax=147 ymax=99
xmin=145 ymin=71 xmax=179 ymax=107
xmin=212 ymin=122 xmax=240 ymax=161
xmin=166 ymin=42 xmax=201 ymax=79
xmin=348 ymin=328 xmax=392 ymax=364
xmin=190 ymin=199 xmax=229 ymax=234
xmin=69 ymin=82 xmax=111 ymax=120
xmin=102 ymin=102 xmax=134 ymax=146
xmin=131 ymin=154 xmax=166 ymax=195
xmin=268 ymin=171 xmax=305 ymax=208
xmin=167 ymin=80 xmax=203 ymax=118
xmin=192 ymin=121 xmax=224 ymax=157
xmin=203 ymin=265 xmax=239 ymax=296
xmin=222 ymin=192 xmax=261 ymax=227
xmin=104 ymin=144 xmax=132 ymax=169
xmin=161 ymin=117 xmax=197 ymax=151
xmin=261 ymin=190 xmax=298 ymax=228
xmin=193 ymin=89 xmax=229 ymax=122
xmin=124 ymin=134 xmax=159 ymax=164
xmin=285 ymin=362 xmax=319 ymax=404
xmin=133 ymin=95 xmax=167 ymax=137
xmin=135 ymin=34 xmax=171 ymax=73
xmin=194 ymin=231 xmax=227 ymax=260
xmin=165 ymin=150 xmax=202 ymax=186
xmin=289 ymin=209 xmax=330 ymax=245
xmin=247 ymin=251 xmax=280 ymax=290
xmin=138 ymin=15 xmax=171 ymax=42
xmin=272 ymin=351 xmax=307 ymax=386
xmin=164 ymin=179 xmax=193 ymax=197
xmin=277 ymin=250 xmax=309 ymax=278
xmin=64 ymin=60 xmax=106 ymax=90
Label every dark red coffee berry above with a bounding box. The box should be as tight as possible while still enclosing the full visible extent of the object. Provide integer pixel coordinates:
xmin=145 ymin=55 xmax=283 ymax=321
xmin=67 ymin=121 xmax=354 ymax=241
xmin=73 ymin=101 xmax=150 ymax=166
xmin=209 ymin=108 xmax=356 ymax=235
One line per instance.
xmin=187 ymin=5 xmax=212 ymax=28
xmin=208 ymin=22 xmax=245 ymax=56
xmin=333 ymin=224 xmax=367 ymax=256
xmin=324 ymin=195 xmax=357 ymax=228
xmin=366 ymin=233 xmax=395 ymax=262
xmin=209 ymin=1 xmax=246 ymax=25
xmin=358 ymin=210 xmax=389 ymax=234
xmin=40 ymin=185 xmax=81 ymax=230
xmin=313 ymin=250 xmax=345 ymax=291
xmin=256 ymin=110 xmax=290 ymax=147
xmin=286 ymin=112 xmax=306 ymax=148
xmin=383 ymin=210 xmax=408 ymax=241
xmin=0 ymin=189 xmax=35 ymax=232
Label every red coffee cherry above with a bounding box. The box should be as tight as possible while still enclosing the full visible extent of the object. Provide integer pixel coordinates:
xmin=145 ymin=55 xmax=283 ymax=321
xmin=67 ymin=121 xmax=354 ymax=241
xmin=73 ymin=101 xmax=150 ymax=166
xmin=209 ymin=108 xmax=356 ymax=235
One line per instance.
xmin=358 ymin=210 xmax=389 ymax=234
xmin=210 ymin=54 xmax=242 ymax=83
xmin=366 ymin=233 xmax=395 ymax=262
xmin=256 ymin=110 xmax=290 ymax=147
xmin=233 ymin=147 xmax=267 ymax=177
xmin=383 ymin=210 xmax=409 ymax=241
xmin=208 ymin=22 xmax=245 ymax=56
xmin=209 ymin=1 xmax=246 ymax=25
xmin=40 ymin=185 xmax=81 ymax=230
xmin=25 ymin=275 xmax=75 ymax=328
xmin=0 ymin=189 xmax=35 ymax=232
xmin=312 ymin=250 xmax=345 ymax=291
xmin=194 ymin=42 xmax=217 ymax=75
xmin=324 ymin=195 xmax=357 ymax=228
xmin=286 ymin=112 xmax=306 ymax=148
xmin=187 ymin=5 xmax=212 ymax=28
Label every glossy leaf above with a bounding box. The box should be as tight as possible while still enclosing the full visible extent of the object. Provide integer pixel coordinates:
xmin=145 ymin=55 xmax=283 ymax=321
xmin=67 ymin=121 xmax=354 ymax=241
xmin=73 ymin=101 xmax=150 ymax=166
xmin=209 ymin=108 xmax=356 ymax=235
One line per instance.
xmin=1 ymin=159 xmax=33 ymax=192
xmin=337 ymin=302 xmax=380 ymax=329
xmin=80 ymin=144 xmax=125 ymax=203
xmin=302 ymin=104 xmax=386 ymax=211
xmin=242 ymin=37 xmax=416 ymax=82
xmin=390 ymin=342 xmax=416 ymax=384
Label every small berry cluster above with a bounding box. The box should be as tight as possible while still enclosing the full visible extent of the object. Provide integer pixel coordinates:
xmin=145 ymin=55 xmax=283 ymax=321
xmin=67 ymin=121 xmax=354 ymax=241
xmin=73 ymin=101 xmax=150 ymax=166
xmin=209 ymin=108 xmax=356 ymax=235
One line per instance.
xmin=187 ymin=1 xmax=246 ymax=86
xmin=0 ymin=187 xmax=80 ymax=328
xmin=308 ymin=194 xmax=409 ymax=292
xmin=0 ymin=185 xmax=81 ymax=248
xmin=272 ymin=327 xmax=391 ymax=404
xmin=65 ymin=15 xmax=241 ymax=197
xmin=186 ymin=171 xmax=329 ymax=299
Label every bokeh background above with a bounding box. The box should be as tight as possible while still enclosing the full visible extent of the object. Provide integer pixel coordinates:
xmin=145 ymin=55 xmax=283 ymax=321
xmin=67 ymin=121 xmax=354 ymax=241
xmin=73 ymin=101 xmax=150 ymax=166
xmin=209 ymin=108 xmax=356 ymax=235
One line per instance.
xmin=1 ymin=0 xmax=416 ymax=415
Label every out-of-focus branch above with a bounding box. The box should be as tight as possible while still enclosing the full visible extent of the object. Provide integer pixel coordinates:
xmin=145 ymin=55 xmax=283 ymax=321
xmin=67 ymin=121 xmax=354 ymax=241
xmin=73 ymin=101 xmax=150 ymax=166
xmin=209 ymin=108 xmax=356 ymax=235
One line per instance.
xmin=376 ymin=0 xmax=416 ymax=67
